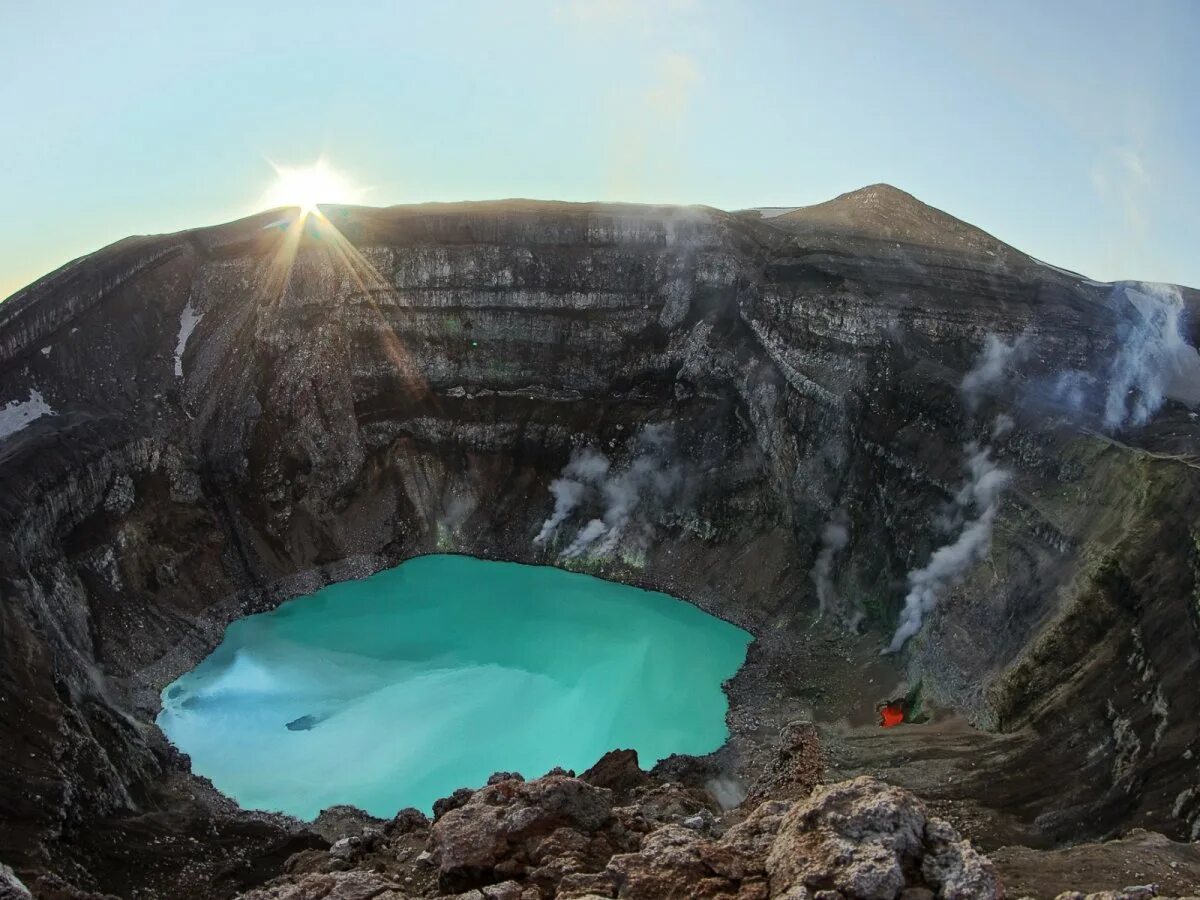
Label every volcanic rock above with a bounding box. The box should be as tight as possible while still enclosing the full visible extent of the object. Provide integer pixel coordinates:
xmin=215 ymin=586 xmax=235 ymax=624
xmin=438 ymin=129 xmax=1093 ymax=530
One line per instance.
xmin=236 ymin=870 xmax=409 ymax=899
xmin=580 ymin=751 xmax=652 ymax=802
xmin=0 ymin=863 xmax=31 ymax=899
xmin=428 ymin=775 xmax=630 ymax=893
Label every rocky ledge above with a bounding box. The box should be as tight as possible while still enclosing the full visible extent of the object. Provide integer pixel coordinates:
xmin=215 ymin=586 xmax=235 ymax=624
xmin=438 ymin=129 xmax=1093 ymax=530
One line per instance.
xmin=218 ymin=748 xmax=1199 ymax=900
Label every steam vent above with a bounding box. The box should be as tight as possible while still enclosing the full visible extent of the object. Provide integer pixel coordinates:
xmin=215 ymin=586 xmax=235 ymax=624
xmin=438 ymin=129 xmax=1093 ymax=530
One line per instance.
xmin=3 ymin=186 xmax=1200 ymax=899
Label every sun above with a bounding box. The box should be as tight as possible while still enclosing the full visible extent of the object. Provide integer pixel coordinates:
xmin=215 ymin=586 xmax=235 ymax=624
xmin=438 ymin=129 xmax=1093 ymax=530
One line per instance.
xmin=264 ymin=157 xmax=361 ymax=214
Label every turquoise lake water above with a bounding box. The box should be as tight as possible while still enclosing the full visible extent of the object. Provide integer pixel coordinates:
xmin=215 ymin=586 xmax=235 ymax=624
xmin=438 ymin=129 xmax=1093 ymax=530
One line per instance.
xmin=157 ymin=554 xmax=751 ymax=820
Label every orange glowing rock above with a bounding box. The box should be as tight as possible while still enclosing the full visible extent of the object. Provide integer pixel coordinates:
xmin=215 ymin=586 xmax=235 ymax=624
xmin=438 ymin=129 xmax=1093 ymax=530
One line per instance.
xmin=880 ymin=704 xmax=905 ymax=727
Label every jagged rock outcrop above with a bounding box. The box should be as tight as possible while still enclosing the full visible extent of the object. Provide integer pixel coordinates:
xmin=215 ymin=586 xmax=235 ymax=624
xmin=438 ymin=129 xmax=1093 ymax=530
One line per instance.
xmin=230 ymin=763 xmax=1200 ymax=899
xmin=1 ymin=190 xmax=1199 ymax=896
xmin=237 ymin=870 xmax=413 ymax=900
xmin=428 ymin=775 xmax=635 ymax=894
xmin=764 ymin=777 xmax=999 ymax=899
xmin=236 ymin=773 xmax=1004 ymax=900
xmin=0 ymin=862 xmax=33 ymax=899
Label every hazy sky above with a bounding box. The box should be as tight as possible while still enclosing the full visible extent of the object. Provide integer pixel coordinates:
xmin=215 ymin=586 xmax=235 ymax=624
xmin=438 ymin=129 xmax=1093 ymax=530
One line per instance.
xmin=2 ymin=0 xmax=1197 ymax=300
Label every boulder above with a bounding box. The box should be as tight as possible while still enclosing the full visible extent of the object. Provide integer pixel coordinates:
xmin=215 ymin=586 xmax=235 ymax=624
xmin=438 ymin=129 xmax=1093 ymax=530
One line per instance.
xmin=581 ymin=750 xmax=652 ymax=801
xmin=766 ymin=776 xmax=1000 ymax=900
xmin=0 ymin=863 xmax=31 ymax=899
xmin=597 ymin=797 xmax=793 ymax=898
xmin=921 ymin=817 xmax=1002 ymax=899
xmin=429 ymin=775 xmax=620 ymax=893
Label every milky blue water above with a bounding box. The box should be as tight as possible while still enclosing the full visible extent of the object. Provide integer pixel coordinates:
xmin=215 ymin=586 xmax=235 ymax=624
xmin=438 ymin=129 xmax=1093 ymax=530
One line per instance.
xmin=157 ymin=554 xmax=750 ymax=820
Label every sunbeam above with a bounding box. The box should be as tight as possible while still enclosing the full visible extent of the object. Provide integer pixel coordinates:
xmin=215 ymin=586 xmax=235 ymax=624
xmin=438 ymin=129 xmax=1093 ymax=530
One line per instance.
xmin=251 ymin=202 xmax=432 ymax=404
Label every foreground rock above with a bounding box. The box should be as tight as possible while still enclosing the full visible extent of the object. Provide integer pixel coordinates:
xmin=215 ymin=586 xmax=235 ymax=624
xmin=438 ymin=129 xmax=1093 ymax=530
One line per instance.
xmin=238 ymin=870 xmax=412 ymax=900
xmin=429 ymin=775 xmax=637 ymax=894
xmin=585 ymin=776 xmax=999 ymax=900
xmin=767 ymin=778 xmax=998 ymax=899
xmin=240 ymin=773 xmax=1003 ymax=900
xmin=236 ymin=761 xmax=1200 ymax=900
xmin=202 ymin=744 xmax=1200 ymax=900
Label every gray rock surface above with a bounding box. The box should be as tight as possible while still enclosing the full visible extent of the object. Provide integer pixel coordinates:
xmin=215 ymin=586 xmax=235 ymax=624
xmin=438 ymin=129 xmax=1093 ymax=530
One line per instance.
xmin=233 ymin=756 xmax=1200 ymax=899
xmin=429 ymin=775 xmax=631 ymax=893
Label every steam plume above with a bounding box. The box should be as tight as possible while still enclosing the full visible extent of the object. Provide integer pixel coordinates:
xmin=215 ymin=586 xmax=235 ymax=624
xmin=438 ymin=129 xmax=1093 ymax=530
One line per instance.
xmin=1049 ymin=370 xmax=1097 ymax=412
xmin=961 ymin=332 xmax=1029 ymax=410
xmin=534 ymin=448 xmax=611 ymax=545
xmin=1102 ymin=282 xmax=1200 ymax=428
xmin=591 ymin=455 xmax=683 ymax=556
xmin=991 ymin=413 xmax=1015 ymax=440
xmin=534 ymin=481 xmax=586 ymax=545
xmin=562 ymin=518 xmax=609 ymax=559
xmin=705 ymin=776 xmax=747 ymax=811
xmin=885 ymin=282 xmax=1198 ymax=651
xmin=565 ymin=447 xmax=613 ymax=482
xmin=1033 ymin=283 xmax=1200 ymax=429
xmin=437 ymin=493 xmax=477 ymax=536
xmin=811 ymin=511 xmax=849 ymax=617
xmin=886 ymin=443 xmax=1009 ymax=653
xmin=536 ymin=425 xmax=683 ymax=559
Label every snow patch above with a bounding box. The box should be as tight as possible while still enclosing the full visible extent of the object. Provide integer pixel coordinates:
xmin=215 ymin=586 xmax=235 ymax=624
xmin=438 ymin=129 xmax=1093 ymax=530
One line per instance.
xmin=174 ymin=302 xmax=203 ymax=378
xmin=1029 ymin=255 xmax=1107 ymax=287
xmin=0 ymin=390 xmax=54 ymax=441
xmin=40 ymin=346 xmax=51 ymax=357
xmin=744 ymin=207 xmax=800 ymax=219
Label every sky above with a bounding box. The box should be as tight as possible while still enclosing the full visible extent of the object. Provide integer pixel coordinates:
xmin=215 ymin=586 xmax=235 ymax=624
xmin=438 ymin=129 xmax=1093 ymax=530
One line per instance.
xmin=1 ymin=0 xmax=1197 ymax=300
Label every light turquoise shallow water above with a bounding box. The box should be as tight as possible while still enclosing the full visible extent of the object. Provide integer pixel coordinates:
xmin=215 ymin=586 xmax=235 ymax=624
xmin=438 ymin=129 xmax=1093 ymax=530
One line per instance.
xmin=157 ymin=554 xmax=751 ymax=820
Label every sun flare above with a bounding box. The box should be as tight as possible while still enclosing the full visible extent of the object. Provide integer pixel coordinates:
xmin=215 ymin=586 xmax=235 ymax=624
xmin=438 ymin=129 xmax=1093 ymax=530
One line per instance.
xmin=264 ymin=157 xmax=361 ymax=214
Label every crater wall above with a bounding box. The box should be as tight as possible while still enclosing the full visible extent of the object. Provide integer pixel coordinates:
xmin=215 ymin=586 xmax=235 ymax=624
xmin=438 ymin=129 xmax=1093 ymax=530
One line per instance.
xmin=1 ymin=195 xmax=1198 ymax=894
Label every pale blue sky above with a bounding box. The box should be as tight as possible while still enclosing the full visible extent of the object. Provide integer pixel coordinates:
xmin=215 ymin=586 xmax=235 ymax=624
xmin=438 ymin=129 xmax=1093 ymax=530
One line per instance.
xmin=1 ymin=0 xmax=1196 ymax=300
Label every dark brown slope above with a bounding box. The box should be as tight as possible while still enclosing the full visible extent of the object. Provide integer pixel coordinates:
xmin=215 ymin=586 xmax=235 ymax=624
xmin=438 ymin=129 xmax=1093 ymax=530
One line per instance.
xmin=771 ymin=183 xmax=1031 ymax=267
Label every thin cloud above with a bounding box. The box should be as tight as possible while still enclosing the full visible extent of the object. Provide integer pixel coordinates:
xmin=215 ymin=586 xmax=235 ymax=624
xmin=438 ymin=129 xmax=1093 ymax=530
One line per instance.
xmin=556 ymin=0 xmax=696 ymax=31
xmin=606 ymin=50 xmax=703 ymax=199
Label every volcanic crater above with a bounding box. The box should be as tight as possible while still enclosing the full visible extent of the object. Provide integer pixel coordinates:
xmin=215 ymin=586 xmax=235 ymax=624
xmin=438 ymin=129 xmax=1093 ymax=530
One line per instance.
xmin=2 ymin=185 xmax=1200 ymax=899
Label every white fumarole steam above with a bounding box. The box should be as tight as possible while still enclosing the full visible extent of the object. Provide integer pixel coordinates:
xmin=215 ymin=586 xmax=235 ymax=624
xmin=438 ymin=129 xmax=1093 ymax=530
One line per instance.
xmin=533 ymin=448 xmax=611 ymax=545
xmin=705 ymin=775 xmax=747 ymax=811
xmin=886 ymin=442 xmax=1009 ymax=653
xmin=960 ymin=332 xmax=1029 ymax=411
xmin=437 ymin=493 xmax=477 ymax=538
xmin=1044 ymin=282 xmax=1200 ymax=429
xmin=885 ymin=282 xmax=1198 ymax=651
xmin=535 ymin=425 xmax=682 ymax=560
xmin=811 ymin=512 xmax=849 ymax=617
xmin=562 ymin=519 xmax=610 ymax=558
xmin=1102 ymin=282 xmax=1200 ymax=428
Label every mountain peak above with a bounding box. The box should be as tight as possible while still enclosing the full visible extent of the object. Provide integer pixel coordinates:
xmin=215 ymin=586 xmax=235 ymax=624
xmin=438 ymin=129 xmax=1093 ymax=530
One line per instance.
xmin=773 ymin=183 xmax=1023 ymax=261
xmin=834 ymin=182 xmax=919 ymax=203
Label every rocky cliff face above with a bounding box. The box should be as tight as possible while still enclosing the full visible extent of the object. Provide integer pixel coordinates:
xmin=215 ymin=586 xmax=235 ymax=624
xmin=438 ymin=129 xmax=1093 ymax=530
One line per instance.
xmin=1 ymin=187 xmax=1198 ymax=897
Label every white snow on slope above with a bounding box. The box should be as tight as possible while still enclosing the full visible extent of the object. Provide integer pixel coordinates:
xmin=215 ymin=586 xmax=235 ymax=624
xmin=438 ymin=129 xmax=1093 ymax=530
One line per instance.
xmin=174 ymin=302 xmax=203 ymax=378
xmin=743 ymin=207 xmax=801 ymax=219
xmin=1029 ymin=255 xmax=1107 ymax=287
xmin=0 ymin=390 xmax=54 ymax=441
